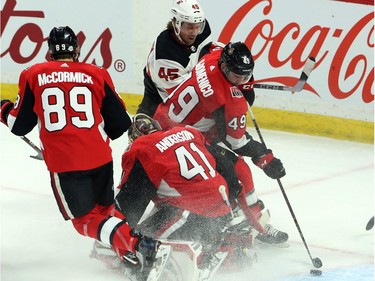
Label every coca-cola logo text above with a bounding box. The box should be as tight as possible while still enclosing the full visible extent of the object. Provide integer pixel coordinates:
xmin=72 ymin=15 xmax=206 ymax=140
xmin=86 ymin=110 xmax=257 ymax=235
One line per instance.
xmin=218 ymin=0 xmax=374 ymax=103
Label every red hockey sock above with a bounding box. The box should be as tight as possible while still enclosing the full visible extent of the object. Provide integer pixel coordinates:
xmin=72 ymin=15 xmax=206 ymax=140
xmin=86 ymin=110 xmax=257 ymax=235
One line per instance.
xmin=248 ymin=200 xmax=262 ymax=217
xmin=71 ymin=204 xmax=137 ymax=256
xmin=234 ymin=156 xmax=255 ymax=194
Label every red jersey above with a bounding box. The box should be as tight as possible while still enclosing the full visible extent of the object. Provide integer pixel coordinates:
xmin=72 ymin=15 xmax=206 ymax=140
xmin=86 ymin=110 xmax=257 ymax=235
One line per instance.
xmin=119 ymin=126 xmax=232 ymax=218
xmin=7 ymin=61 xmax=131 ymax=172
xmin=153 ymin=48 xmax=250 ymax=152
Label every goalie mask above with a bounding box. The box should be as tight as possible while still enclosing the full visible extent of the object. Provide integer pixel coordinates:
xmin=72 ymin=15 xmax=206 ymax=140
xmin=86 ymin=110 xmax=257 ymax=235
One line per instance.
xmin=48 ymin=26 xmax=80 ymax=61
xmin=171 ymin=0 xmax=206 ymax=37
xmin=128 ymin=114 xmax=162 ymax=143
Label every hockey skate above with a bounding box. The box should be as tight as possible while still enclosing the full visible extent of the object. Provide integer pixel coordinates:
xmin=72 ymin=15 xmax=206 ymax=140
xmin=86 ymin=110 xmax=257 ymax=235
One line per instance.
xmin=90 ymin=239 xmax=171 ymax=281
xmin=230 ymin=206 xmax=289 ymax=248
xmin=254 ymin=224 xmax=289 ymax=247
xmin=235 ymin=202 xmax=289 ymax=248
xmin=124 ymin=237 xmax=171 ymax=281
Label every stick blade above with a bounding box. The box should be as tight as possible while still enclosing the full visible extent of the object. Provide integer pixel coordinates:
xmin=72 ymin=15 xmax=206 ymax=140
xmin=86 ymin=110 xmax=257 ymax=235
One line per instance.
xmin=291 ymin=57 xmax=316 ymax=92
xmin=366 ymin=216 xmax=374 ymax=231
xmin=30 ymin=154 xmax=44 ymax=161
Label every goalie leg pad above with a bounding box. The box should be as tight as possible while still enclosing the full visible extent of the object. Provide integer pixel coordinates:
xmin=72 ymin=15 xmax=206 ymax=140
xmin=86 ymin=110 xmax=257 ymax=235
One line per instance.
xmin=90 ymin=240 xmax=125 ymax=272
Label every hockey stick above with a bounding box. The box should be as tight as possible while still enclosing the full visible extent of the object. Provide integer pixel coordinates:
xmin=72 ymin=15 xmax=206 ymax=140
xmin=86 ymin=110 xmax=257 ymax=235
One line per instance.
xmin=1 ymin=121 xmax=43 ymax=160
xmin=1 ymin=106 xmax=44 ymax=160
xmin=247 ymin=105 xmax=322 ymax=269
xmin=252 ymin=57 xmax=316 ymax=92
xmin=20 ymin=135 xmax=44 ymax=160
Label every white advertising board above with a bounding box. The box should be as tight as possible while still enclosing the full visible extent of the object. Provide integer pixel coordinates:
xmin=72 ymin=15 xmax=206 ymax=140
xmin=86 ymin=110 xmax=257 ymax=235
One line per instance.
xmin=202 ymin=0 xmax=374 ymax=121
xmin=1 ymin=0 xmax=373 ymax=121
xmin=1 ymin=0 xmax=170 ymax=94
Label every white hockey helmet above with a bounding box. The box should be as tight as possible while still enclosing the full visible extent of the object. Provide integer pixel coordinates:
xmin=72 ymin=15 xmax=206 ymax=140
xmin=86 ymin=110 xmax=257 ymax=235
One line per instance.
xmin=171 ymin=0 xmax=206 ymax=36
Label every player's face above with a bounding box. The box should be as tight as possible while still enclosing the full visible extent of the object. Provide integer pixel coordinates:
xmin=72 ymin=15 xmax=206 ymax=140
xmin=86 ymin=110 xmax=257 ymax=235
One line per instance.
xmin=221 ymin=62 xmax=252 ymax=86
xmin=225 ymin=70 xmax=251 ymax=86
xmin=179 ymin=22 xmax=204 ymax=45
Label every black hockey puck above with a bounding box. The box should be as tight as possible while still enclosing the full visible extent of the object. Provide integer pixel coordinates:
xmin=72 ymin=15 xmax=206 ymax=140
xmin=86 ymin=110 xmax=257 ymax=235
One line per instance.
xmin=310 ymin=269 xmax=322 ymax=276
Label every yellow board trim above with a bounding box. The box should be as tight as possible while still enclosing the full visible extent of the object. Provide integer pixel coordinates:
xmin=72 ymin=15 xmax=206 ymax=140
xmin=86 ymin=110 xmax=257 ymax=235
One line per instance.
xmin=109 ymin=94 xmax=375 ymax=144
xmin=1 ymin=84 xmax=373 ymax=144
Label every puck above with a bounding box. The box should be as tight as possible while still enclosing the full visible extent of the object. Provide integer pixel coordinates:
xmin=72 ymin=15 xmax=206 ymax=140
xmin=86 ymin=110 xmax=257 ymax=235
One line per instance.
xmin=310 ymin=269 xmax=322 ymax=276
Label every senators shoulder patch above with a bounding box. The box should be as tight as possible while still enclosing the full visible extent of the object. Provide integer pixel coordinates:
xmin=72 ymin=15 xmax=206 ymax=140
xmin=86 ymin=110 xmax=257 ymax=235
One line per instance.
xmin=230 ymin=87 xmax=244 ymax=98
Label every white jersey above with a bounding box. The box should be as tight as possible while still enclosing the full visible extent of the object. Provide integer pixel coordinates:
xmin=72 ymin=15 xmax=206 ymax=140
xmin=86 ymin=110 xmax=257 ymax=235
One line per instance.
xmin=145 ymin=21 xmax=212 ymax=100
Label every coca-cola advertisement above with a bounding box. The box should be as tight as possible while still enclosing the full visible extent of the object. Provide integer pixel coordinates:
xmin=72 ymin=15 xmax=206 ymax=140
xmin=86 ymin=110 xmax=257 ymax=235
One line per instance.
xmin=1 ymin=0 xmax=373 ymax=121
xmin=1 ymin=0 xmax=142 ymax=92
xmin=204 ymin=0 xmax=374 ymax=121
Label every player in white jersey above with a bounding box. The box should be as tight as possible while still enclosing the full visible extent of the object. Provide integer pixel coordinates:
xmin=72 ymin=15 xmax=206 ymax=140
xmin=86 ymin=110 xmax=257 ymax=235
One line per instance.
xmin=137 ymin=0 xmax=212 ymax=116
xmin=137 ymin=0 xmax=256 ymax=117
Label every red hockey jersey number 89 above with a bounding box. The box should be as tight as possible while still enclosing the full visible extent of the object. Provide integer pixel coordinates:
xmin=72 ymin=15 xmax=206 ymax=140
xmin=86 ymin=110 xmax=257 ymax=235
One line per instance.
xmin=41 ymin=86 xmax=94 ymax=132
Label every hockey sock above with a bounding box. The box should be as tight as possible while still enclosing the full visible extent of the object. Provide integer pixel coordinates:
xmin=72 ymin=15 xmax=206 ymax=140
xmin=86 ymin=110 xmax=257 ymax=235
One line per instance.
xmin=71 ymin=204 xmax=137 ymax=256
xmin=234 ymin=156 xmax=254 ymax=194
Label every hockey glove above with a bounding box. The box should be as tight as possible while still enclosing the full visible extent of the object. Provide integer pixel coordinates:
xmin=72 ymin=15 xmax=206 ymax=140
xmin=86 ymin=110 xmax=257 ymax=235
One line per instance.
xmin=242 ymin=89 xmax=255 ymax=106
xmin=248 ymin=139 xmax=286 ymax=179
xmin=253 ymin=151 xmax=286 ymax=179
xmin=1 ymin=99 xmax=14 ymax=126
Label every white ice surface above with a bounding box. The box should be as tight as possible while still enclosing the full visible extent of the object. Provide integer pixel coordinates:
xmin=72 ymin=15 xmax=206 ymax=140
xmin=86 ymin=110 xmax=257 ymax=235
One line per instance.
xmin=1 ymin=124 xmax=373 ymax=281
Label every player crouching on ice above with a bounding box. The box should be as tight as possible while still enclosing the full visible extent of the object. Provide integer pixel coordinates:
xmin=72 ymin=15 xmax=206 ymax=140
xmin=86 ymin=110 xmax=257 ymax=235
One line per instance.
xmin=153 ymin=41 xmax=289 ymax=247
xmin=104 ymin=114 xmax=274 ymax=279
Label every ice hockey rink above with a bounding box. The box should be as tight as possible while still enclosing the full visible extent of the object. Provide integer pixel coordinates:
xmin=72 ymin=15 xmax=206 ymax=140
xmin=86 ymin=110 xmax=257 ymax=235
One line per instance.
xmin=0 ymin=123 xmax=373 ymax=281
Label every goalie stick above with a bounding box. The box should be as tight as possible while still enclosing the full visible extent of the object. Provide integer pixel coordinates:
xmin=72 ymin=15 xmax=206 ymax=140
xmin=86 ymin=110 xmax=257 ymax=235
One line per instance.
xmin=251 ymin=57 xmax=316 ymax=92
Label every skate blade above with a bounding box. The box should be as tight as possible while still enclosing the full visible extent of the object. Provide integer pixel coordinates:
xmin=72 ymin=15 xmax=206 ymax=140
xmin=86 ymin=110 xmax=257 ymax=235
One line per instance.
xmin=146 ymin=245 xmax=172 ymax=281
